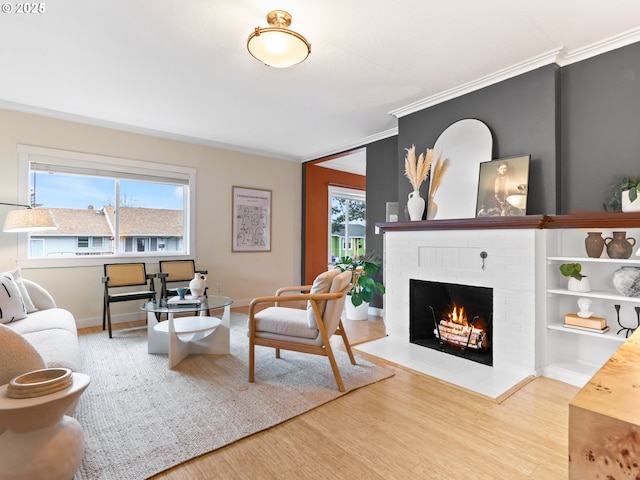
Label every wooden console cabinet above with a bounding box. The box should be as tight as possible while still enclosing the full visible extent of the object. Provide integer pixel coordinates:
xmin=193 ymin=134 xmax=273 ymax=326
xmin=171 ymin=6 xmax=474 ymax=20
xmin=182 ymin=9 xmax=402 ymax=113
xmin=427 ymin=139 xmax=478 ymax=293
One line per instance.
xmin=568 ymin=327 xmax=640 ymax=478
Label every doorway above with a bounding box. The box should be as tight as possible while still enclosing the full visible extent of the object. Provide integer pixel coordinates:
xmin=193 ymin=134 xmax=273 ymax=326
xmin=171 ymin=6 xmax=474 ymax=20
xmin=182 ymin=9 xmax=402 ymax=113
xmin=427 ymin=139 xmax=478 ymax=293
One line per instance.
xmin=303 ymin=149 xmax=366 ymax=284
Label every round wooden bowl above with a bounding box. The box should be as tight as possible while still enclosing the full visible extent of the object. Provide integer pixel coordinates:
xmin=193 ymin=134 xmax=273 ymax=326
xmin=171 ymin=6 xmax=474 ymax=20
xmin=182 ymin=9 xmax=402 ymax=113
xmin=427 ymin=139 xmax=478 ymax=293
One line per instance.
xmin=6 ymin=368 xmax=73 ymax=399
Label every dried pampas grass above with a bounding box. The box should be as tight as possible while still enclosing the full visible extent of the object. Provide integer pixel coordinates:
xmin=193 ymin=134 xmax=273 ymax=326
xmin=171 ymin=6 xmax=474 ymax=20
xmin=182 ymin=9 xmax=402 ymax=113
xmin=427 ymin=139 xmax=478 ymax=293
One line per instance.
xmin=428 ymin=153 xmax=450 ymax=197
xmin=404 ymin=145 xmax=434 ymax=191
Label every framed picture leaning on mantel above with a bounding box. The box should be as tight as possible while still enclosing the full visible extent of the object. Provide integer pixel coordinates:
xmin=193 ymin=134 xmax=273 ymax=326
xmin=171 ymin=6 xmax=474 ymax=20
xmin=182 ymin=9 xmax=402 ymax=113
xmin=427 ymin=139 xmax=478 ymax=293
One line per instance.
xmin=232 ymin=186 xmax=272 ymax=252
xmin=476 ymin=155 xmax=530 ymax=218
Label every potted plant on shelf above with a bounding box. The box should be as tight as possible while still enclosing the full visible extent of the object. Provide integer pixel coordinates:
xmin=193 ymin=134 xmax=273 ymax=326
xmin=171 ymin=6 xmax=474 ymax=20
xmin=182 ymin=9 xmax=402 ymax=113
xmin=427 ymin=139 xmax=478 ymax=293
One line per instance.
xmin=559 ymin=262 xmax=591 ymax=292
xmin=604 ymin=177 xmax=640 ymax=212
xmin=332 ymin=254 xmax=385 ymax=320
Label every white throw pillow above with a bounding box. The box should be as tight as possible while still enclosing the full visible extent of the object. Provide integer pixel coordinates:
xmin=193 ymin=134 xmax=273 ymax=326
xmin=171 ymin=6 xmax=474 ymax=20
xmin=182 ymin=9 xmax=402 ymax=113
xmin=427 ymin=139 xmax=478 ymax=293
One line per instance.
xmin=9 ymin=268 xmax=36 ymax=313
xmin=0 ymin=272 xmax=27 ymax=323
xmin=306 ymin=269 xmax=341 ymax=328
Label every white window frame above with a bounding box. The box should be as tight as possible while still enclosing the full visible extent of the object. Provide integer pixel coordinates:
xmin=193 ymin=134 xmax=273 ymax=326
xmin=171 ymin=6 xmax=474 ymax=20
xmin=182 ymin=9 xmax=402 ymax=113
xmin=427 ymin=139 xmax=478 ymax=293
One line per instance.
xmin=16 ymin=145 xmax=197 ymax=269
xmin=327 ymin=186 xmax=366 ymax=263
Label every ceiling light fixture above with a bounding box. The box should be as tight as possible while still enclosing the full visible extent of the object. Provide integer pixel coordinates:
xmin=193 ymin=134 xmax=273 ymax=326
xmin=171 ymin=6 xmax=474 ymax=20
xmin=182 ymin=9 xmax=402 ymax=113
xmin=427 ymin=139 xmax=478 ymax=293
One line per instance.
xmin=247 ymin=10 xmax=311 ymax=68
xmin=1 ymin=202 xmax=58 ymax=232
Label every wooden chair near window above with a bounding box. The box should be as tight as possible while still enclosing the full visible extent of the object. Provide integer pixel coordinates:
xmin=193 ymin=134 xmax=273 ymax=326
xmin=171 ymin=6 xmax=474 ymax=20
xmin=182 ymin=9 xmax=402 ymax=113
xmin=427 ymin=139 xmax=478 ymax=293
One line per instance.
xmin=158 ymin=260 xmax=210 ymax=315
xmin=102 ymin=262 xmax=158 ymax=338
xmin=248 ymin=269 xmax=355 ymax=392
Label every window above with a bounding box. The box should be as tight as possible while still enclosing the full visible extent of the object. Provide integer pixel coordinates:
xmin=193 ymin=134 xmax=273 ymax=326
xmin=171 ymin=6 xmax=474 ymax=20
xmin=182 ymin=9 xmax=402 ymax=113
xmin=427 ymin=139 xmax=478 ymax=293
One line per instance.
xmin=17 ymin=145 xmax=196 ymax=267
xmin=328 ymin=186 xmax=366 ymax=263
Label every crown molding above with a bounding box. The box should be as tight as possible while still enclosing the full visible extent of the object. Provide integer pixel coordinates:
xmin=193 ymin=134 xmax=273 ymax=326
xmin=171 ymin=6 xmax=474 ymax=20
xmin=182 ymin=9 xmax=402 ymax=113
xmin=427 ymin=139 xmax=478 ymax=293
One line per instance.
xmin=557 ymin=27 xmax=640 ymax=66
xmin=390 ymin=28 xmax=640 ymax=118
xmin=303 ymin=127 xmax=398 ymax=162
xmin=0 ymin=99 xmax=301 ymax=162
xmin=389 ymin=48 xmax=565 ymax=118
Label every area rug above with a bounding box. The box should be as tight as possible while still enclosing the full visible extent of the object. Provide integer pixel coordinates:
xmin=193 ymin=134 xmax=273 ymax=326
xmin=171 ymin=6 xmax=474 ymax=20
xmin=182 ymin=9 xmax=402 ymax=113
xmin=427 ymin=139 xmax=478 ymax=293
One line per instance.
xmin=73 ymin=313 xmax=394 ymax=479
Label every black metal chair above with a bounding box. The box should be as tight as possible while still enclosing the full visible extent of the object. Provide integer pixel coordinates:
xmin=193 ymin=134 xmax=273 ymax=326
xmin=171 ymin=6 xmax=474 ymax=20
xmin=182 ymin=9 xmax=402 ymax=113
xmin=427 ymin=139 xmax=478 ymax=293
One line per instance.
xmin=102 ymin=262 xmax=157 ymax=338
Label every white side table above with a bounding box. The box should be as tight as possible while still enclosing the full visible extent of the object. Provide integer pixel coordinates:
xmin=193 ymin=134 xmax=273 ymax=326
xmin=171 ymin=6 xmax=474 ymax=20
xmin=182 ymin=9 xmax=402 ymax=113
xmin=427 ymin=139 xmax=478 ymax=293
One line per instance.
xmin=0 ymin=372 xmax=90 ymax=480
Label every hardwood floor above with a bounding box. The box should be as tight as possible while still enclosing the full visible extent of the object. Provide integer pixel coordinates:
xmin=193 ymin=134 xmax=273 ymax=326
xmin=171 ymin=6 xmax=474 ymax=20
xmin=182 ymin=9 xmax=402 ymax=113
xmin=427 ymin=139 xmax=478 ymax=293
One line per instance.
xmin=82 ymin=311 xmax=578 ymax=479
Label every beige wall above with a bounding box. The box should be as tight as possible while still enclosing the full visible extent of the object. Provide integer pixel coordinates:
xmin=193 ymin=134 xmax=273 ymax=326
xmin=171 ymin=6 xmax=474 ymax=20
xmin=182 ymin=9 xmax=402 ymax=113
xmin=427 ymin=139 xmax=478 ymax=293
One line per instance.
xmin=0 ymin=108 xmax=301 ymax=327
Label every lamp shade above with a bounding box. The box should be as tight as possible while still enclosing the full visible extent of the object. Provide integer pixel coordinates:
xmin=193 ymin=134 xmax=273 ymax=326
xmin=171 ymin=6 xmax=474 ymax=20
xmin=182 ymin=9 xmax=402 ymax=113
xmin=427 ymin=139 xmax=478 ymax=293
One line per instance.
xmin=247 ymin=10 xmax=311 ymax=68
xmin=3 ymin=208 xmax=57 ymax=232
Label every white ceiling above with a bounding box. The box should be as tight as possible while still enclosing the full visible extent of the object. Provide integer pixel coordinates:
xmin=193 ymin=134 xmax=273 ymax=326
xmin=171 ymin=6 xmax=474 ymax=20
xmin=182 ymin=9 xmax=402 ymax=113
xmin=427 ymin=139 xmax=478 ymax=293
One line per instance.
xmin=1 ymin=1 xmax=639 ymax=163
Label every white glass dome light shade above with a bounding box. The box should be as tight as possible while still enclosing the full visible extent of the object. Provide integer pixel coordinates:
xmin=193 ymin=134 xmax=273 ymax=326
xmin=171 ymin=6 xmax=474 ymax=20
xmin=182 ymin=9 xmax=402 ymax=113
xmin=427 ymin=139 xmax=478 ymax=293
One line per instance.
xmin=247 ymin=10 xmax=311 ymax=68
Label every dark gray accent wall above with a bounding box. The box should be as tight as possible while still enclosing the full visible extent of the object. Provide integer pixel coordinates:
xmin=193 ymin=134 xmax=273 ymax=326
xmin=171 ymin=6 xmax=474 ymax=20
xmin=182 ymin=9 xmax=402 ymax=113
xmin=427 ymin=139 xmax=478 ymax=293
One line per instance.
xmin=561 ymin=42 xmax=640 ymax=213
xmin=398 ymin=64 xmax=560 ymax=215
xmin=349 ymin=41 xmax=640 ymax=304
xmin=364 ymin=135 xmax=398 ymax=308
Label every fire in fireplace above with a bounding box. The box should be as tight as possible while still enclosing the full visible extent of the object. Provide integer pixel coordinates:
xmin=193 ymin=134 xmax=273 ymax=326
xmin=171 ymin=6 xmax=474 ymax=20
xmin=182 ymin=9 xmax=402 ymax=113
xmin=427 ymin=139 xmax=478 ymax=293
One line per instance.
xmin=435 ymin=303 xmax=487 ymax=350
xmin=410 ymin=279 xmax=493 ymax=366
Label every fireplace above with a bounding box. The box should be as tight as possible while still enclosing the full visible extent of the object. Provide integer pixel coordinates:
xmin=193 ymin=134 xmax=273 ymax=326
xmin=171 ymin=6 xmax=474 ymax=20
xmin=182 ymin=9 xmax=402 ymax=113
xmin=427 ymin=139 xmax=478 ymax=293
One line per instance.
xmin=410 ymin=279 xmax=493 ymax=366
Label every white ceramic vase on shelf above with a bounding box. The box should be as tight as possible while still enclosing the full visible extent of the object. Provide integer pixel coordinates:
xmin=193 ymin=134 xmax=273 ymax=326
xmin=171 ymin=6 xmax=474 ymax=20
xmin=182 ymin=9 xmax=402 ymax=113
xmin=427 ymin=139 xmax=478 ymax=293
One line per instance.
xmin=407 ymin=190 xmax=425 ymax=221
xmin=568 ymin=276 xmax=591 ymax=293
xmin=189 ymin=273 xmax=207 ymax=297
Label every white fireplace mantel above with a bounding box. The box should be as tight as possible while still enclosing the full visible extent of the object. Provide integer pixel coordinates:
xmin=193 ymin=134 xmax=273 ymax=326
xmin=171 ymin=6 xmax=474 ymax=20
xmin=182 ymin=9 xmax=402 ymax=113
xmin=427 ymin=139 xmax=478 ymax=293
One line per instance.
xmin=355 ymin=213 xmax=640 ymax=400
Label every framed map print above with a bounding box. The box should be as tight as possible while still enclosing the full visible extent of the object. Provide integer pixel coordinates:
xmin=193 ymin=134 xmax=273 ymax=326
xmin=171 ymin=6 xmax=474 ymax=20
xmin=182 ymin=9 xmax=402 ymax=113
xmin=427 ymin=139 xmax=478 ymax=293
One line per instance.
xmin=232 ymin=186 xmax=272 ymax=252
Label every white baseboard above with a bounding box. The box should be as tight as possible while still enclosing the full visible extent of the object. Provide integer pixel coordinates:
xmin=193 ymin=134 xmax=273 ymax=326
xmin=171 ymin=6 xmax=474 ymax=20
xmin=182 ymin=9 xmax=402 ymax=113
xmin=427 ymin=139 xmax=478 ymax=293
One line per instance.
xmin=76 ymin=312 xmax=147 ymax=330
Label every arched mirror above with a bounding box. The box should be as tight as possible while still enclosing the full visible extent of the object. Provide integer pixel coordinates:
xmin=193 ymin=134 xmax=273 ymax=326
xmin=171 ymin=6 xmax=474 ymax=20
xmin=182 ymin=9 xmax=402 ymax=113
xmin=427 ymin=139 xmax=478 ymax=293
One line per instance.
xmin=428 ymin=119 xmax=492 ymax=219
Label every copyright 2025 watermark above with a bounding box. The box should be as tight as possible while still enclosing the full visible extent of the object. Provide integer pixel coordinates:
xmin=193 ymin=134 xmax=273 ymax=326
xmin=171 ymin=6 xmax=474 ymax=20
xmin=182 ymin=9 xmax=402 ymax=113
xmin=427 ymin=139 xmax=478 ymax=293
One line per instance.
xmin=2 ymin=2 xmax=46 ymax=13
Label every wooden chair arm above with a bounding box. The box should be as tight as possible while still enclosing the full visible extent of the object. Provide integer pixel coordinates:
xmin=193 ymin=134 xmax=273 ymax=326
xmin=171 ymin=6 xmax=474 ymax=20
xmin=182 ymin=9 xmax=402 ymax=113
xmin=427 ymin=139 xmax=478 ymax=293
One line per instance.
xmin=249 ymin=290 xmax=346 ymax=318
xmin=274 ymin=285 xmax=313 ymax=296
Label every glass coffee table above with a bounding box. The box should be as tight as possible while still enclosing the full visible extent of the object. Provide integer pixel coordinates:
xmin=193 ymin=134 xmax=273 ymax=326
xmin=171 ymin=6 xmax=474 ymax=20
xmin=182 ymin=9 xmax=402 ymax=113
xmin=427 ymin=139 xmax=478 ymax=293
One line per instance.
xmin=141 ymin=295 xmax=233 ymax=369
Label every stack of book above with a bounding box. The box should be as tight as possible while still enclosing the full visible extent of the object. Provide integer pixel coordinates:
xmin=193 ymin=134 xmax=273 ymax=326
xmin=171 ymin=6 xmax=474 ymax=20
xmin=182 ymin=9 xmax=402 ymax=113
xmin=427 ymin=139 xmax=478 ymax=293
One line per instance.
xmin=167 ymin=296 xmax=205 ymax=308
xmin=564 ymin=313 xmax=609 ymax=333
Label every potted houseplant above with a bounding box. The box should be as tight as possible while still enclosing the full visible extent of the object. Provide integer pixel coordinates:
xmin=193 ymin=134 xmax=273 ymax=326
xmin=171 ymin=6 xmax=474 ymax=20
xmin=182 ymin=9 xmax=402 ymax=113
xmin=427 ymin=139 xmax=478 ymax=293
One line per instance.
xmin=604 ymin=177 xmax=640 ymax=212
xmin=332 ymin=255 xmax=385 ymax=320
xmin=559 ymin=262 xmax=591 ymax=292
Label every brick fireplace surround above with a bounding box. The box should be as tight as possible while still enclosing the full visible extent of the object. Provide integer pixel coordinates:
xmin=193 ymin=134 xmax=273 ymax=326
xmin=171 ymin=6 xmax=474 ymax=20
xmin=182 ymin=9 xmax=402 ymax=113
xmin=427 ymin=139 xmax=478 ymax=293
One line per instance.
xmin=356 ymin=216 xmax=547 ymax=400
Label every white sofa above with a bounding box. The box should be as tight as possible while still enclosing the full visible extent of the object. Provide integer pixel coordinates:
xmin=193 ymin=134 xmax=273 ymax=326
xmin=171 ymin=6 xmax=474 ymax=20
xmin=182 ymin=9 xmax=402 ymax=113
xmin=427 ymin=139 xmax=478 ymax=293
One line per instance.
xmin=0 ymin=276 xmax=81 ymax=387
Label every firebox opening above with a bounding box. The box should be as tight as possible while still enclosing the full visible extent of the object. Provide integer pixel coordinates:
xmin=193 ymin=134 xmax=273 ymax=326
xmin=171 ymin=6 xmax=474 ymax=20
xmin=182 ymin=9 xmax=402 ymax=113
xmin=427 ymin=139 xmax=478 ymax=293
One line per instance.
xmin=410 ymin=279 xmax=493 ymax=367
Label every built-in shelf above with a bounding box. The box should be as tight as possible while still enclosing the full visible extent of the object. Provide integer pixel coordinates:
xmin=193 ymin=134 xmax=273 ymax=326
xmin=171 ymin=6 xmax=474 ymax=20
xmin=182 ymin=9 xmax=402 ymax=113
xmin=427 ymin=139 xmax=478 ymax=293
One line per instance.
xmin=547 ymin=256 xmax=640 ymax=264
xmin=547 ymin=323 xmax=626 ymax=342
xmin=546 ymin=288 xmax=640 ymax=303
xmin=545 ymin=361 xmax=602 ymax=386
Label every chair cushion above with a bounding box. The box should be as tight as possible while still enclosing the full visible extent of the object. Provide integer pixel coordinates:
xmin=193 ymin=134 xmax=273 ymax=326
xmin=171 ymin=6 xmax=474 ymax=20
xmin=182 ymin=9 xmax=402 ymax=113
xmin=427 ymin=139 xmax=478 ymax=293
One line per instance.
xmin=0 ymin=272 xmax=27 ymax=323
xmin=323 ymin=270 xmax=353 ymax=333
xmin=255 ymin=306 xmax=319 ymax=339
xmin=306 ymin=269 xmax=340 ymax=328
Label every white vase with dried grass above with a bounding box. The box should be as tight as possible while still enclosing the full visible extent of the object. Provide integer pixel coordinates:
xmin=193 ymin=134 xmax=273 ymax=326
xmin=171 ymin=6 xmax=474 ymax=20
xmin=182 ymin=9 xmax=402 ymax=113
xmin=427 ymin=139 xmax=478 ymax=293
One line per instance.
xmin=404 ymin=145 xmax=434 ymax=221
